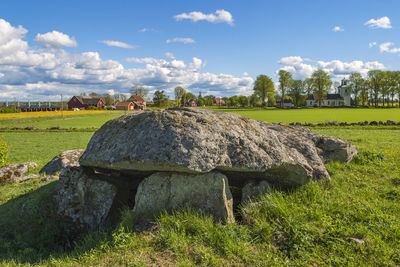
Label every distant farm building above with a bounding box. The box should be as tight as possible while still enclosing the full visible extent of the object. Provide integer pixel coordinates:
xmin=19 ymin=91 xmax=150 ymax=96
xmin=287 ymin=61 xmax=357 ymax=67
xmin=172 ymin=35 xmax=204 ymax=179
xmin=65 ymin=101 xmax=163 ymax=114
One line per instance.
xmin=128 ymin=95 xmax=146 ymax=110
xmin=306 ymin=79 xmax=351 ymax=107
xmin=115 ymin=102 xmax=134 ymax=111
xmin=68 ymin=96 xmax=105 ymax=110
xmin=275 ymin=96 xmax=294 ymax=108
xmin=213 ymin=97 xmax=225 ymax=106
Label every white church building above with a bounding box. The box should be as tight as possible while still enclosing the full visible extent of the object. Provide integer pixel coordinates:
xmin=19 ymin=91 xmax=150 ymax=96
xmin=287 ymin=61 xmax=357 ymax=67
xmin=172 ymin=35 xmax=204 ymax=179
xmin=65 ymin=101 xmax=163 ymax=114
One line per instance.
xmin=306 ymin=79 xmax=351 ymax=107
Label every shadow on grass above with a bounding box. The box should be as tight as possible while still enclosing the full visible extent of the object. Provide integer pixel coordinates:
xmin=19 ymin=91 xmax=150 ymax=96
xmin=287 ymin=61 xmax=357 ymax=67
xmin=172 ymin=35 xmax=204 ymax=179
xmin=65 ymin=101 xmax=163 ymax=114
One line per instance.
xmin=0 ymin=181 xmax=111 ymax=264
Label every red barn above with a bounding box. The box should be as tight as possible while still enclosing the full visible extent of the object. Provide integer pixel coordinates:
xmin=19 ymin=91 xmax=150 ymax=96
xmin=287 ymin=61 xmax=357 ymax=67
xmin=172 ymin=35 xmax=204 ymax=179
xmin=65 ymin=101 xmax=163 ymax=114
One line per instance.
xmin=68 ymin=96 xmax=105 ymax=110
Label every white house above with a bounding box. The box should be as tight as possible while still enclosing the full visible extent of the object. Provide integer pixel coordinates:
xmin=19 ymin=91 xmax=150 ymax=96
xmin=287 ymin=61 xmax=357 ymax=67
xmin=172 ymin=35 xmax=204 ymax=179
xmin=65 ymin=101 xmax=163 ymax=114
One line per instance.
xmin=306 ymin=79 xmax=351 ymax=107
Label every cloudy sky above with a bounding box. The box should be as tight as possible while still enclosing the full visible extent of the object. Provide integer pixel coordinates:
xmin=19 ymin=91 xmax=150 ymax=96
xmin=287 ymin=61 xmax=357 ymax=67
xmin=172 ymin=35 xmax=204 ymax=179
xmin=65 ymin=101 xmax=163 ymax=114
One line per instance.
xmin=1 ymin=0 xmax=399 ymax=100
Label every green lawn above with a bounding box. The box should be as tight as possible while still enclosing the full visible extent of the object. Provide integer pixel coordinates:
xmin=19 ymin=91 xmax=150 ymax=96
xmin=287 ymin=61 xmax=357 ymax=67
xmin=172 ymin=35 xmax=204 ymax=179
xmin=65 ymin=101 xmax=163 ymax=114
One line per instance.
xmin=1 ymin=108 xmax=400 ymax=130
xmin=0 ymin=112 xmax=124 ymax=129
xmin=0 ymin=126 xmax=399 ymax=266
xmin=1 ymin=131 xmax=93 ymax=169
xmin=213 ymin=107 xmax=400 ymax=123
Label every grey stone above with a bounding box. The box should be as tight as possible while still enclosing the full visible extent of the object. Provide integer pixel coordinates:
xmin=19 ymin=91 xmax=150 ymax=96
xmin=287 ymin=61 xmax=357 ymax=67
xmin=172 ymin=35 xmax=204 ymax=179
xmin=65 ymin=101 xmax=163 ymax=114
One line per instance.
xmin=80 ymin=108 xmax=357 ymax=185
xmin=40 ymin=149 xmax=84 ymax=175
xmin=242 ymin=180 xmax=271 ymax=202
xmin=0 ymin=162 xmax=38 ymax=183
xmin=55 ymin=166 xmax=117 ymax=231
xmin=316 ymin=137 xmax=358 ymax=163
xmin=132 ymin=171 xmax=235 ymax=223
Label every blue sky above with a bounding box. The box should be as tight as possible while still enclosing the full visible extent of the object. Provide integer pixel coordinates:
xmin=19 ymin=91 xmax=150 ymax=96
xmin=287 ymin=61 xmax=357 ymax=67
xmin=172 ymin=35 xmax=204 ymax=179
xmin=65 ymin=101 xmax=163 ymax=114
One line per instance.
xmin=0 ymin=0 xmax=399 ymax=100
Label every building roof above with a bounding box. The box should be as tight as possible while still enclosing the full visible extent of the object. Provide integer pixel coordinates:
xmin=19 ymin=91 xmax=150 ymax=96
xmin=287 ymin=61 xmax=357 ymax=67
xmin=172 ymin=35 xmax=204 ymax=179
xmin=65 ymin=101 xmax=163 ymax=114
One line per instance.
xmin=115 ymin=102 xmax=133 ymax=107
xmin=275 ymin=96 xmax=293 ymax=103
xmin=129 ymin=95 xmax=145 ymax=103
xmin=74 ymin=95 xmax=104 ymax=105
xmin=326 ymin=94 xmax=343 ymax=100
xmin=306 ymin=94 xmax=343 ymax=100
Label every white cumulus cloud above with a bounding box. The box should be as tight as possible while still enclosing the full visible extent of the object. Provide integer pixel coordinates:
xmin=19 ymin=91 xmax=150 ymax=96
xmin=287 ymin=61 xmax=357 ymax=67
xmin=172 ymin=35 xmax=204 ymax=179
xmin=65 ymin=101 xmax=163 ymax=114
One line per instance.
xmin=278 ymin=56 xmax=385 ymax=79
xmin=166 ymin=37 xmax=195 ymax=44
xmin=174 ymin=9 xmax=234 ymax=25
xmin=0 ymin=18 xmax=254 ymax=100
xmin=278 ymin=56 xmax=303 ymax=66
xmin=34 ymin=30 xmax=77 ymax=48
xmin=364 ymin=16 xmax=392 ymax=29
xmin=100 ymin=40 xmax=136 ymax=49
xmin=332 ymin=26 xmax=344 ymax=32
xmin=379 ymin=42 xmax=400 ymax=54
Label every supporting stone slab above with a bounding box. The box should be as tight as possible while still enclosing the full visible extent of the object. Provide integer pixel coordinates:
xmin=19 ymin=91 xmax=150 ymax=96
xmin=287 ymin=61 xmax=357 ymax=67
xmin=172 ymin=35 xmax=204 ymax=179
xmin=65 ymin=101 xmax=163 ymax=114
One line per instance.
xmin=132 ymin=171 xmax=235 ymax=223
xmin=55 ymin=166 xmax=117 ymax=231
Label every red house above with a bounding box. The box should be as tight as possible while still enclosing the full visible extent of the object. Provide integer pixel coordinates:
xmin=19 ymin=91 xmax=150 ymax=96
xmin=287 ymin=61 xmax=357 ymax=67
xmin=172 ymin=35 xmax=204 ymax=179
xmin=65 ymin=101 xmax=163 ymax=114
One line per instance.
xmin=128 ymin=95 xmax=146 ymax=110
xmin=68 ymin=96 xmax=105 ymax=110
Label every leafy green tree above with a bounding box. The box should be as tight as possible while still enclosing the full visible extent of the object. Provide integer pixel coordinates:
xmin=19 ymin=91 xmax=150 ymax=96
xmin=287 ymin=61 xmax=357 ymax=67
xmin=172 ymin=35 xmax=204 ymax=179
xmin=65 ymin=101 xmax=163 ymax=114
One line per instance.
xmin=197 ymin=98 xmax=205 ymax=106
xmin=203 ymin=95 xmax=215 ymax=106
xmin=222 ymin=97 xmax=229 ymax=107
xmin=103 ymin=93 xmax=113 ymax=106
xmin=368 ymin=70 xmax=385 ymax=108
xmin=253 ymin=74 xmax=275 ymax=107
xmin=385 ymin=71 xmax=400 ymax=107
xmin=311 ymin=70 xmax=332 ymax=107
xmin=249 ymin=93 xmax=260 ymax=107
xmin=229 ymin=95 xmax=240 ymax=107
xmin=268 ymin=94 xmax=277 ymax=106
xmin=174 ymin=86 xmax=186 ymax=106
xmin=304 ymin=78 xmax=313 ymax=97
xmin=181 ymin=92 xmax=196 ymax=106
xmin=349 ymin=73 xmax=364 ymax=106
xmin=238 ymin=96 xmax=249 ymax=107
xmin=130 ymin=86 xmax=148 ymax=98
xmin=153 ymin=90 xmax=169 ymax=107
xmin=288 ymin=80 xmax=304 ymax=107
xmin=278 ymin=70 xmax=294 ymax=108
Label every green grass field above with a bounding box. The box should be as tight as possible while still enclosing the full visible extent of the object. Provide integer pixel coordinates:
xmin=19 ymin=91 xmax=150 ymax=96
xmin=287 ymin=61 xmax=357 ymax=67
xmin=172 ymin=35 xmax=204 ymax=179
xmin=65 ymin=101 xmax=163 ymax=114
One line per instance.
xmin=0 ymin=110 xmax=399 ymax=266
xmin=215 ymin=107 xmax=400 ymax=123
xmin=1 ymin=131 xmax=94 ymax=168
xmin=0 ymin=108 xmax=399 ymax=129
xmin=0 ymin=112 xmax=125 ymax=129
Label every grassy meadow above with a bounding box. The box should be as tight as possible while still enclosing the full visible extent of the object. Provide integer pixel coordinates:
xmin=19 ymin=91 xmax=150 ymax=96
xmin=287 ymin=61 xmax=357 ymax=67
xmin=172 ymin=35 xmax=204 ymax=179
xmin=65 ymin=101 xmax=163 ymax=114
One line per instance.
xmin=214 ymin=107 xmax=400 ymax=123
xmin=0 ymin=107 xmax=399 ymax=130
xmin=0 ymin=108 xmax=399 ymax=266
xmin=0 ymin=110 xmax=118 ymax=119
xmin=0 ymin=112 xmax=125 ymax=129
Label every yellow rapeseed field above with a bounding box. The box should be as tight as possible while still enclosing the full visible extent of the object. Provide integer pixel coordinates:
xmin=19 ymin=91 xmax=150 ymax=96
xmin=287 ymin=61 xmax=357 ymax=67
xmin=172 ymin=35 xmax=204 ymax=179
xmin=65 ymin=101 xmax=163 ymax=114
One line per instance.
xmin=0 ymin=110 xmax=117 ymax=119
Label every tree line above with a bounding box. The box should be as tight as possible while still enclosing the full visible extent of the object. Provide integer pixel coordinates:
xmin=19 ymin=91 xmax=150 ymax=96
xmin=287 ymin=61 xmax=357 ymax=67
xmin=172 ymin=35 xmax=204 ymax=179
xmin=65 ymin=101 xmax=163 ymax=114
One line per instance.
xmin=84 ymin=69 xmax=400 ymax=108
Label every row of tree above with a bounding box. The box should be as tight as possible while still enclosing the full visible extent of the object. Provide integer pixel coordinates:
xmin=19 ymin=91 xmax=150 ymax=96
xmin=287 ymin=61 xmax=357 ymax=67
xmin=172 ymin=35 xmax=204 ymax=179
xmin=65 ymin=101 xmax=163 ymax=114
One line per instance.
xmin=85 ymin=69 xmax=400 ymax=108
xmin=252 ymin=69 xmax=400 ymax=108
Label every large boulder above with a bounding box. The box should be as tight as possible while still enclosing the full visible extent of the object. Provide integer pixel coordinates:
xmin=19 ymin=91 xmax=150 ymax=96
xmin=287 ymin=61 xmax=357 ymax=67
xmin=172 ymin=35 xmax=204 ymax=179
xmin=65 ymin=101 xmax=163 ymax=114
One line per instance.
xmin=0 ymin=162 xmax=38 ymax=183
xmin=132 ymin=171 xmax=235 ymax=223
xmin=80 ymin=108 xmax=357 ymax=186
xmin=55 ymin=166 xmax=117 ymax=231
xmin=40 ymin=149 xmax=84 ymax=175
